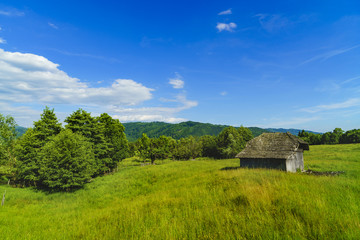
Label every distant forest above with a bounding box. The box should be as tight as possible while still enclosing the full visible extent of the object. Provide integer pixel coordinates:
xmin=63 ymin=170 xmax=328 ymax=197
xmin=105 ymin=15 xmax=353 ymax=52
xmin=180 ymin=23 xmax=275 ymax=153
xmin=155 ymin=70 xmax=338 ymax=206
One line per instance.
xmin=122 ymin=121 xmax=320 ymax=142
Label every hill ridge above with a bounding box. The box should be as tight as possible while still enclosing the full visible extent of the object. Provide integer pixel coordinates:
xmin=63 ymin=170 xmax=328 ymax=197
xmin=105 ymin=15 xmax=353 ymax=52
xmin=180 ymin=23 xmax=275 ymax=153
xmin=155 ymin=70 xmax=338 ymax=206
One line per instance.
xmin=122 ymin=121 xmax=320 ymax=142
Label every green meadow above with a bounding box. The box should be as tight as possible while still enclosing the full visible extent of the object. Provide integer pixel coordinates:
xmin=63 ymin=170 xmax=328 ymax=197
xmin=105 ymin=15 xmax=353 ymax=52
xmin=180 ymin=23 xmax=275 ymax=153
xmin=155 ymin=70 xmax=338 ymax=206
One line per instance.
xmin=0 ymin=144 xmax=359 ymax=239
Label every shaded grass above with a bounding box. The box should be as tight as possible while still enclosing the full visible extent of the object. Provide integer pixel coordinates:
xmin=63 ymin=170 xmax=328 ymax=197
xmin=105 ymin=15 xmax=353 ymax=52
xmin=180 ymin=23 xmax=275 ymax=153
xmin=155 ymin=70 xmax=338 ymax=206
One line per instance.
xmin=0 ymin=144 xmax=360 ymax=239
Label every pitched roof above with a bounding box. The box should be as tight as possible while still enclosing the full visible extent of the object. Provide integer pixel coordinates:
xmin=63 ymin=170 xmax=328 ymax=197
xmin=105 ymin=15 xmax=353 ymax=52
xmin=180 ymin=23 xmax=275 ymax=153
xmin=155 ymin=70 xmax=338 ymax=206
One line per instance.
xmin=235 ymin=132 xmax=309 ymax=159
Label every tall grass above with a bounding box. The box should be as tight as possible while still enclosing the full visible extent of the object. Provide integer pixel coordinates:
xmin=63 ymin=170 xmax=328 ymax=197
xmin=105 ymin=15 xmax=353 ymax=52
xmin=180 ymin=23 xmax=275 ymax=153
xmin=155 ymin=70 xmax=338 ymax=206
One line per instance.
xmin=0 ymin=144 xmax=359 ymax=239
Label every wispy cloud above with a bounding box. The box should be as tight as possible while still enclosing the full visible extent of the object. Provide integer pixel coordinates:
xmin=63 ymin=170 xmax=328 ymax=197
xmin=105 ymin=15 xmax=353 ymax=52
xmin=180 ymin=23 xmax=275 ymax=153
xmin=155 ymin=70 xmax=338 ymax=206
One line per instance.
xmin=48 ymin=22 xmax=58 ymax=29
xmin=341 ymin=75 xmax=360 ymax=85
xmin=216 ymin=22 xmax=237 ymax=32
xmin=255 ymin=14 xmax=289 ymax=32
xmin=0 ymin=9 xmax=25 ymax=17
xmin=218 ymin=9 xmax=232 ymax=15
xmin=301 ymin=45 xmax=360 ymax=65
xmin=220 ymin=91 xmax=227 ymax=96
xmin=299 ymin=98 xmax=360 ymax=113
xmin=169 ymin=73 xmax=184 ymax=89
xmin=0 ymin=37 xmax=6 ymax=44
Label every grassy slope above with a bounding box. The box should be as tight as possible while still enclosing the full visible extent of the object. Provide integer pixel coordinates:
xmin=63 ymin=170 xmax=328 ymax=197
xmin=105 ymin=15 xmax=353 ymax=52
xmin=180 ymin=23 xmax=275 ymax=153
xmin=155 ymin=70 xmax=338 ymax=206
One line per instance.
xmin=0 ymin=144 xmax=359 ymax=239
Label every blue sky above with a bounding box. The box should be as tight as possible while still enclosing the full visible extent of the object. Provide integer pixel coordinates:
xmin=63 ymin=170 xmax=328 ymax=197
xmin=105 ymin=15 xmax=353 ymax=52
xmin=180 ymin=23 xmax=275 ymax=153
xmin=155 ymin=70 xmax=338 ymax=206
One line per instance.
xmin=0 ymin=0 xmax=360 ymax=132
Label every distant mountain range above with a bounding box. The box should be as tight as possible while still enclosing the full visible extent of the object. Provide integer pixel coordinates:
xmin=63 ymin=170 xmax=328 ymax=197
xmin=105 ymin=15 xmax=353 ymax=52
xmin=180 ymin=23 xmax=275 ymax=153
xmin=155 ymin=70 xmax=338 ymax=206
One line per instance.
xmin=122 ymin=121 xmax=322 ymax=142
xmin=14 ymin=121 xmax=321 ymax=141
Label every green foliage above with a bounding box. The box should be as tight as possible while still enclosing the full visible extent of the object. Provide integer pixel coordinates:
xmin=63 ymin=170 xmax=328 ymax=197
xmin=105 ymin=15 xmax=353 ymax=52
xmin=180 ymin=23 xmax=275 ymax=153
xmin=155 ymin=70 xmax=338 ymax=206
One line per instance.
xmin=173 ymin=136 xmax=202 ymax=160
xmin=0 ymin=113 xmax=17 ymax=166
xmin=199 ymin=135 xmax=218 ymax=158
xmin=39 ymin=129 xmax=96 ymax=191
xmin=15 ymin=108 xmax=63 ymax=186
xmin=137 ymin=133 xmax=151 ymax=162
xmin=340 ymin=129 xmax=360 ymax=143
xmin=65 ymin=109 xmax=111 ymax=174
xmin=98 ymin=113 xmax=129 ymax=166
xmin=148 ymin=136 xmax=176 ymax=164
xmin=238 ymin=125 xmax=254 ymax=142
xmin=33 ymin=106 xmax=62 ymax=143
xmin=217 ymin=126 xmax=246 ymax=159
xmin=14 ymin=128 xmax=41 ymax=186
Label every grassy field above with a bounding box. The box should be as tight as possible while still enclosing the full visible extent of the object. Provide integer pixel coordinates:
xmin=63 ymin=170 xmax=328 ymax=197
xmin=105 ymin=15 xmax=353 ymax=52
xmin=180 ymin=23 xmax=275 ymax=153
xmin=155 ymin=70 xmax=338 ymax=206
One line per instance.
xmin=0 ymin=144 xmax=359 ymax=239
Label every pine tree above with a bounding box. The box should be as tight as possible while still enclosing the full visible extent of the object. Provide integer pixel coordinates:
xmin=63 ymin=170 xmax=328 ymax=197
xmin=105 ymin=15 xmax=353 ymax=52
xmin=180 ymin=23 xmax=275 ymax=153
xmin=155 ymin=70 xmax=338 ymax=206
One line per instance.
xmin=33 ymin=106 xmax=62 ymax=143
xmin=15 ymin=107 xmax=62 ymax=186
xmin=65 ymin=109 xmax=111 ymax=174
xmin=39 ymin=129 xmax=96 ymax=191
xmin=98 ymin=113 xmax=129 ymax=168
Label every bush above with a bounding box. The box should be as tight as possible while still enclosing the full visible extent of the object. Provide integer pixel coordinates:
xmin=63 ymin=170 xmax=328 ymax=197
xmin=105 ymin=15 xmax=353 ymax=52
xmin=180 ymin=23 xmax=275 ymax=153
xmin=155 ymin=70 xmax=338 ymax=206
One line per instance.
xmin=39 ymin=129 xmax=96 ymax=191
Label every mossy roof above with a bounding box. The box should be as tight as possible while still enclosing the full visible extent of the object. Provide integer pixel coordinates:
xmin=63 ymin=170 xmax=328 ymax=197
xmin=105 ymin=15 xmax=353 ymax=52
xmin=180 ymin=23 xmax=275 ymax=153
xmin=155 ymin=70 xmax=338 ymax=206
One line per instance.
xmin=235 ymin=132 xmax=309 ymax=159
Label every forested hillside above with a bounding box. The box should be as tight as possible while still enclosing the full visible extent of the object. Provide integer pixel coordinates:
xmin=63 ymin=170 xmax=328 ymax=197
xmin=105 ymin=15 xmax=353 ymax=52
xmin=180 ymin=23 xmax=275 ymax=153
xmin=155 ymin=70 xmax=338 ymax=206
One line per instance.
xmin=122 ymin=121 xmax=317 ymax=142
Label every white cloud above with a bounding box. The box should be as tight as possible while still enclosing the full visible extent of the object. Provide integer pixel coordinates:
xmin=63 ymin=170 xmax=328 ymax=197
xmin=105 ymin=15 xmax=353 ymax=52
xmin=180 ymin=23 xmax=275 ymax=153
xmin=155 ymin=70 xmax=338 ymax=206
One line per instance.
xmin=48 ymin=22 xmax=58 ymax=29
xmin=218 ymin=9 xmax=232 ymax=15
xmin=0 ymin=37 xmax=6 ymax=44
xmin=0 ymin=48 xmax=153 ymax=106
xmin=169 ymin=73 xmax=184 ymax=89
xmin=111 ymin=93 xmax=198 ymax=123
xmin=300 ymin=98 xmax=360 ymax=113
xmin=216 ymin=22 xmax=237 ymax=32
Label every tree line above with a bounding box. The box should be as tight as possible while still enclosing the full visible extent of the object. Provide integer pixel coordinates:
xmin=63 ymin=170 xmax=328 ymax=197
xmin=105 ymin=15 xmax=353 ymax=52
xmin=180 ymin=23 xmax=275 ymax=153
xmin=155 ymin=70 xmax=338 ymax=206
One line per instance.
xmin=0 ymin=108 xmax=253 ymax=191
xmin=298 ymin=128 xmax=360 ymax=145
xmin=131 ymin=125 xmax=253 ymax=164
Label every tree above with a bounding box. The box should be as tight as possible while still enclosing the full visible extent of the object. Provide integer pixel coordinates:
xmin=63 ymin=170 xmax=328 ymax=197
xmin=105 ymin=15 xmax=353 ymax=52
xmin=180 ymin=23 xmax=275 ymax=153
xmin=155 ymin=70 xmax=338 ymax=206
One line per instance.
xmin=65 ymin=109 xmax=111 ymax=174
xmin=39 ymin=129 xmax=96 ymax=191
xmin=15 ymin=108 xmax=62 ymax=186
xmin=98 ymin=113 xmax=129 ymax=167
xmin=173 ymin=136 xmax=202 ymax=160
xmin=238 ymin=126 xmax=253 ymax=142
xmin=0 ymin=113 xmax=17 ymax=166
xmin=217 ymin=126 xmax=245 ymax=159
xmin=321 ymin=132 xmax=332 ymax=145
xmin=0 ymin=113 xmax=17 ymax=182
xmin=33 ymin=106 xmax=62 ymax=143
xmin=200 ymin=135 xmax=218 ymax=158
xmin=148 ymin=135 xmax=176 ymax=164
xmin=340 ymin=129 xmax=360 ymax=144
xmin=137 ymin=133 xmax=151 ymax=162
xmin=15 ymin=128 xmax=41 ymax=186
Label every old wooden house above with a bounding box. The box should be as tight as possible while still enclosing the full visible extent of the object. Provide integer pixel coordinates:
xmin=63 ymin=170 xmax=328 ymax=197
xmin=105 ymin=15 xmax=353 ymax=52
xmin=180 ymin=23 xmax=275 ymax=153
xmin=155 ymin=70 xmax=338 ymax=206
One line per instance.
xmin=235 ymin=132 xmax=309 ymax=172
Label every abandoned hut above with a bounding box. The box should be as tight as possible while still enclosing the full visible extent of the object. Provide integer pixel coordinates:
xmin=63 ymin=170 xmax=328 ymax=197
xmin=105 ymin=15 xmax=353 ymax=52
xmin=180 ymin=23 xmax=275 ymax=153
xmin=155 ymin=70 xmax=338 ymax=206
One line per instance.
xmin=235 ymin=132 xmax=309 ymax=172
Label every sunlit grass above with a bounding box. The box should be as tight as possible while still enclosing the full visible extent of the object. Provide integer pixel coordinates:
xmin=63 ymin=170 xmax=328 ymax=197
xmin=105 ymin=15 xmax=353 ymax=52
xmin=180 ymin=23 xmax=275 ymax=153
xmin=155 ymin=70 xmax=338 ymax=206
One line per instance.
xmin=0 ymin=144 xmax=359 ymax=239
